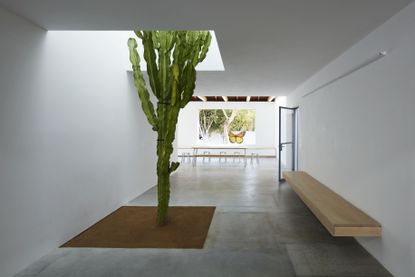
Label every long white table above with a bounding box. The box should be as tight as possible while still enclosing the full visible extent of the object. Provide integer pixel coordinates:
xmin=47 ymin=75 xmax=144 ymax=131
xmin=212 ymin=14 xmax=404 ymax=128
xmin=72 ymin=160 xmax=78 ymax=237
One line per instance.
xmin=191 ymin=145 xmax=248 ymax=167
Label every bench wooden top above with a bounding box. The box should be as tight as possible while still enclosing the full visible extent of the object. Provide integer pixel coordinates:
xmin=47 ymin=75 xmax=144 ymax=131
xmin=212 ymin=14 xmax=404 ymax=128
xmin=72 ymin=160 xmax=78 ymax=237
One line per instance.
xmin=283 ymin=171 xmax=381 ymax=237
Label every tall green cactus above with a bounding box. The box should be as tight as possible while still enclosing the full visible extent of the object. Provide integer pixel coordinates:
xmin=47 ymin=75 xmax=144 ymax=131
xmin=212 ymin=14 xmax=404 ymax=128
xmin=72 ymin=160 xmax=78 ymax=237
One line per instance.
xmin=128 ymin=31 xmax=212 ymax=225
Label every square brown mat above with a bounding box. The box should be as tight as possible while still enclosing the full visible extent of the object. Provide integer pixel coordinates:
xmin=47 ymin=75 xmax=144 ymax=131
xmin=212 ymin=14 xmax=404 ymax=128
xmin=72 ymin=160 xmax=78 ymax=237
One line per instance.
xmin=61 ymin=206 xmax=216 ymax=249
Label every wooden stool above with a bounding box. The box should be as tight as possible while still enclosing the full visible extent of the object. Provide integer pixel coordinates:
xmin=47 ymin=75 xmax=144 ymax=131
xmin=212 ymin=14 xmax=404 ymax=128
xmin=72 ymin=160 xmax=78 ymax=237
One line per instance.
xmin=219 ymin=151 xmax=227 ymax=163
xmin=202 ymin=151 xmax=211 ymax=163
xmin=233 ymin=151 xmax=241 ymax=163
xmin=250 ymin=153 xmax=259 ymax=164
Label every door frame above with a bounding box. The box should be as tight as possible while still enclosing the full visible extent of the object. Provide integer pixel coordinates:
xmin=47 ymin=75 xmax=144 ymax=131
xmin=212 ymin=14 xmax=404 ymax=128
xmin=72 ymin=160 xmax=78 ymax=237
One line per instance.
xmin=278 ymin=106 xmax=299 ymax=182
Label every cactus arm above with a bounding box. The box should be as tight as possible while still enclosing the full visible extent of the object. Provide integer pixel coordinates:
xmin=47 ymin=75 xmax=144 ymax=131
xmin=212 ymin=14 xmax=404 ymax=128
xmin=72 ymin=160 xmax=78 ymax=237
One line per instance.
xmin=128 ymin=38 xmax=158 ymax=131
xmin=172 ymin=33 xmax=187 ymax=98
xmin=198 ymin=32 xmax=212 ymax=63
xmin=180 ymin=63 xmax=196 ymax=108
xmin=157 ymin=31 xmax=174 ymax=99
xmin=170 ymin=64 xmax=180 ymax=106
xmin=173 ymin=32 xmax=190 ymax=71
xmin=169 ymin=161 xmax=180 ymax=173
xmin=140 ymin=31 xmax=161 ymax=99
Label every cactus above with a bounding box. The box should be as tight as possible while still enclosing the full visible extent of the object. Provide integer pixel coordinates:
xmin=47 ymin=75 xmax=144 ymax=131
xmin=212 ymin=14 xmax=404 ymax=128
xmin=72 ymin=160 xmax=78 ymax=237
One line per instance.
xmin=128 ymin=31 xmax=212 ymax=225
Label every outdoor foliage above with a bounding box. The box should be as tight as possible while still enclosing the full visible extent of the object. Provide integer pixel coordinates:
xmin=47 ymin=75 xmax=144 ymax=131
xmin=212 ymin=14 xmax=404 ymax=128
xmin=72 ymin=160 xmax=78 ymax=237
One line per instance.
xmin=229 ymin=109 xmax=256 ymax=131
xmin=199 ymin=109 xmax=255 ymax=143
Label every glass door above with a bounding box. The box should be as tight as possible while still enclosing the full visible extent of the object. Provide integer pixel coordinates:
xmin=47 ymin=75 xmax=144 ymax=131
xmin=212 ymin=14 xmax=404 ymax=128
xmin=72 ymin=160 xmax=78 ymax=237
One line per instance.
xmin=278 ymin=106 xmax=298 ymax=182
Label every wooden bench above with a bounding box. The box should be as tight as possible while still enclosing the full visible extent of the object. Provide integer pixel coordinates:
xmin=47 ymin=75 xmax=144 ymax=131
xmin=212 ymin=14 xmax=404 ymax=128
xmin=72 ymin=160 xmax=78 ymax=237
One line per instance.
xmin=283 ymin=171 xmax=382 ymax=237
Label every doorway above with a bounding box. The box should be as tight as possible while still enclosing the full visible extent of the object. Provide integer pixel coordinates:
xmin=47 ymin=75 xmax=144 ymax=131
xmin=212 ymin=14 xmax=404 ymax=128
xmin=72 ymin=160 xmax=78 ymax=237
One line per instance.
xmin=278 ymin=106 xmax=299 ymax=182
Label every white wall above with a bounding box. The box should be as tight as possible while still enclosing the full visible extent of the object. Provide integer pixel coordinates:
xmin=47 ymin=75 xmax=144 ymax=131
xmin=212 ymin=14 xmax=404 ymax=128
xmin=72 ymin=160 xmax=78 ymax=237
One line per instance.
xmin=287 ymin=2 xmax=415 ymax=276
xmin=177 ymin=101 xmax=277 ymax=156
xmin=0 ymin=8 xmax=156 ymax=277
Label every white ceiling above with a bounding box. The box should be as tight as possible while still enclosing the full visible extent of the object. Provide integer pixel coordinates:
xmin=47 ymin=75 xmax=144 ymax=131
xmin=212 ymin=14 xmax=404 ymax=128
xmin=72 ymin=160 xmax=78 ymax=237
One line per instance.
xmin=0 ymin=0 xmax=413 ymax=96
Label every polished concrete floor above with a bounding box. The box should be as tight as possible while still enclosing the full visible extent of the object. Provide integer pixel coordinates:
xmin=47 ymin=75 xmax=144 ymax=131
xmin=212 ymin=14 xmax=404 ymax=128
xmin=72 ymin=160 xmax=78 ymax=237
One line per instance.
xmin=15 ymin=159 xmax=391 ymax=277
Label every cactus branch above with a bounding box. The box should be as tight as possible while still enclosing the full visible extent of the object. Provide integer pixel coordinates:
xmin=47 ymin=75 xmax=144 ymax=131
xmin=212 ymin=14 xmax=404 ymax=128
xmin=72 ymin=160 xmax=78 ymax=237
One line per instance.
xmin=141 ymin=32 xmax=161 ymax=99
xmin=127 ymin=38 xmax=158 ymax=131
xmin=169 ymin=161 xmax=180 ymax=173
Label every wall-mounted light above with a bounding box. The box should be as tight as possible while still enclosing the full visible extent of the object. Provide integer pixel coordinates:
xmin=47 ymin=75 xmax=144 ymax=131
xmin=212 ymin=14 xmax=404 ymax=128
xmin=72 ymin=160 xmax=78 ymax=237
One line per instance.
xmin=246 ymin=96 xmax=251 ymax=102
xmin=222 ymin=96 xmax=228 ymax=102
xmin=302 ymin=51 xmax=388 ymax=98
xmin=268 ymin=96 xmax=275 ymax=102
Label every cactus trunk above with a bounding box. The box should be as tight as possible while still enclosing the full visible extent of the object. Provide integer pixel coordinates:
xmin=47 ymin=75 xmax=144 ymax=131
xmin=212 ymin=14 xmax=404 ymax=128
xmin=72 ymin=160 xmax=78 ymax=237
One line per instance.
xmin=127 ymin=31 xmax=211 ymax=225
xmin=156 ymin=143 xmax=170 ymax=225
